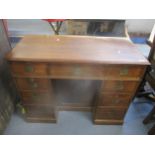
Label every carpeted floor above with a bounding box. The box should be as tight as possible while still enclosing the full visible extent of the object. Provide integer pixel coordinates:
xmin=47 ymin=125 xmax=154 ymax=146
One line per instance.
xmin=4 ymin=97 xmax=154 ymax=135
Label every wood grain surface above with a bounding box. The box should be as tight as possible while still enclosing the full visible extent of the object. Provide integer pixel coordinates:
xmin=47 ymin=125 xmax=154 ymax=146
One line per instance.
xmin=6 ymin=35 xmax=149 ymax=65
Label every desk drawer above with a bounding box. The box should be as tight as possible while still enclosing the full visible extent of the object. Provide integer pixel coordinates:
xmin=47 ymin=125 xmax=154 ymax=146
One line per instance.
xmin=15 ymin=78 xmax=51 ymax=91
xmin=20 ymin=91 xmax=52 ymax=104
xmin=105 ymin=65 xmax=143 ymax=79
xmin=98 ymin=93 xmax=132 ymax=107
xmin=101 ymin=81 xmax=138 ymax=92
xmin=94 ymin=107 xmax=127 ymax=120
xmin=10 ymin=62 xmax=48 ymax=76
xmin=48 ymin=64 xmax=144 ymax=79
xmin=24 ymin=104 xmax=56 ymax=121
xmin=48 ymin=64 xmax=103 ymax=79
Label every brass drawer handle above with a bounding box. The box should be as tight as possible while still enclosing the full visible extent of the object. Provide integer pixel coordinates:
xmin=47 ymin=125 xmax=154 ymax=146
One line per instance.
xmin=74 ymin=66 xmax=81 ymax=75
xmin=26 ymin=78 xmax=34 ymax=83
xmin=31 ymin=93 xmax=40 ymax=100
xmin=32 ymin=83 xmax=38 ymax=88
xmin=115 ymin=82 xmax=124 ymax=90
xmin=120 ymin=67 xmax=128 ymax=76
xmin=113 ymin=99 xmax=120 ymax=104
xmin=26 ymin=78 xmax=38 ymax=88
xmin=24 ymin=65 xmax=34 ymax=72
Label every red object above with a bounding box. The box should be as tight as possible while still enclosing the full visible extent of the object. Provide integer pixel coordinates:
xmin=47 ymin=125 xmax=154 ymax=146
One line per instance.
xmin=43 ymin=19 xmax=65 ymax=22
xmin=43 ymin=19 xmax=65 ymax=35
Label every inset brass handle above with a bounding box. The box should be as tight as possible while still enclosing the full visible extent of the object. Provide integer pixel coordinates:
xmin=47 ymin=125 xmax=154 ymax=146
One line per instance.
xmin=32 ymin=83 xmax=38 ymax=88
xmin=31 ymin=93 xmax=39 ymax=100
xmin=26 ymin=78 xmax=38 ymax=88
xmin=27 ymin=78 xmax=34 ymax=83
xmin=120 ymin=67 xmax=128 ymax=76
xmin=28 ymin=78 xmax=34 ymax=82
xmin=74 ymin=66 xmax=81 ymax=75
xmin=25 ymin=65 xmax=34 ymax=72
xmin=115 ymin=82 xmax=124 ymax=90
xmin=113 ymin=99 xmax=120 ymax=104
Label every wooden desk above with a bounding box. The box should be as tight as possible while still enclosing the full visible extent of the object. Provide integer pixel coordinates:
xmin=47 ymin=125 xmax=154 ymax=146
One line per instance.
xmin=6 ymin=35 xmax=149 ymax=124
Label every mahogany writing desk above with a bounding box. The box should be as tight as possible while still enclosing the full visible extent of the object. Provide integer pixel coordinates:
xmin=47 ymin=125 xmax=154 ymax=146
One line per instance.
xmin=6 ymin=35 xmax=149 ymax=124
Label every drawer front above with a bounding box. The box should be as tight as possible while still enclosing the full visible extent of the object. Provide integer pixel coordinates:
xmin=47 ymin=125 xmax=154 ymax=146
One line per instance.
xmin=10 ymin=62 xmax=144 ymax=80
xmin=105 ymin=65 xmax=143 ymax=79
xmin=48 ymin=64 xmax=103 ymax=79
xmin=20 ymin=91 xmax=52 ymax=104
xmin=10 ymin=62 xmax=47 ymax=76
xmin=48 ymin=64 xmax=144 ymax=79
xmin=98 ymin=93 xmax=132 ymax=107
xmin=95 ymin=107 xmax=127 ymax=120
xmin=24 ymin=104 xmax=55 ymax=118
xmin=15 ymin=78 xmax=51 ymax=91
xmin=101 ymin=81 xmax=138 ymax=92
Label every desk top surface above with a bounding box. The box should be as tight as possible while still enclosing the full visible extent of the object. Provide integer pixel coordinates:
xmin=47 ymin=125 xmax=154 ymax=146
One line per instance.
xmin=6 ymin=35 xmax=149 ymax=65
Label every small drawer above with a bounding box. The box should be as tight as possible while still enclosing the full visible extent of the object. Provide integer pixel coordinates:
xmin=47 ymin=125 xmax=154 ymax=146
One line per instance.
xmin=24 ymin=104 xmax=56 ymax=120
xmin=20 ymin=91 xmax=52 ymax=104
xmin=10 ymin=62 xmax=48 ymax=76
xmin=98 ymin=93 xmax=132 ymax=107
xmin=94 ymin=107 xmax=127 ymax=120
xmin=101 ymin=81 xmax=138 ymax=92
xmin=15 ymin=78 xmax=51 ymax=91
xmin=105 ymin=65 xmax=144 ymax=79
xmin=48 ymin=64 xmax=103 ymax=79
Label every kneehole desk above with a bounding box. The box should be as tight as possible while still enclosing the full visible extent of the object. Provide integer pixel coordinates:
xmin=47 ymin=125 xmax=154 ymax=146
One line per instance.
xmin=6 ymin=35 xmax=149 ymax=124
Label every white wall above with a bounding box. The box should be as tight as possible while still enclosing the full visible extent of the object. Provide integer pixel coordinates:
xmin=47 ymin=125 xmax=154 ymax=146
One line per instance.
xmin=7 ymin=19 xmax=155 ymax=37
xmin=126 ymin=19 xmax=155 ymax=33
xmin=7 ymin=19 xmax=55 ymax=36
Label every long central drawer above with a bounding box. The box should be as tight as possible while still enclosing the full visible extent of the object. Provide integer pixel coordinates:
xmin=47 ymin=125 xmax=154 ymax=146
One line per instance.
xmin=49 ymin=64 xmax=143 ymax=79
xmin=10 ymin=62 xmax=144 ymax=80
